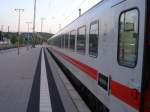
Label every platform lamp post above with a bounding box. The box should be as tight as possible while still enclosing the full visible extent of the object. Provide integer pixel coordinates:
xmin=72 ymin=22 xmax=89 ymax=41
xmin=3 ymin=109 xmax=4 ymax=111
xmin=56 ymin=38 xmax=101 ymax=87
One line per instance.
xmin=41 ymin=18 xmax=45 ymax=33
xmin=14 ymin=8 xmax=24 ymax=55
xmin=25 ymin=22 xmax=32 ymax=50
xmin=32 ymin=0 xmax=37 ymax=47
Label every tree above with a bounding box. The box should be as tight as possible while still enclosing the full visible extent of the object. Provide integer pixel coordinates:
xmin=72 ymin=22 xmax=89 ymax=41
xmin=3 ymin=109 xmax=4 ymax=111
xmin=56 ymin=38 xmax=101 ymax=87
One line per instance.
xmin=11 ymin=36 xmax=17 ymax=44
xmin=0 ymin=31 xmax=4 ymax=41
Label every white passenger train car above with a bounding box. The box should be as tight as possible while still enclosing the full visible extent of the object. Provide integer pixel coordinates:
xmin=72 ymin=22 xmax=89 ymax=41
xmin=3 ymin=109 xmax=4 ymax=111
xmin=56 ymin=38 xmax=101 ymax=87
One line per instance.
xmin=47 ymin=0 xmax=150 ymax=112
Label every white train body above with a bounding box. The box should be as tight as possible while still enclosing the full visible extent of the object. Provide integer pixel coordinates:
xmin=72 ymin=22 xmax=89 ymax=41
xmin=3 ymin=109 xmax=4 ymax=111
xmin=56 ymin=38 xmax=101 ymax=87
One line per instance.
xmin=48 ymin=0 xmax=150 ymax=112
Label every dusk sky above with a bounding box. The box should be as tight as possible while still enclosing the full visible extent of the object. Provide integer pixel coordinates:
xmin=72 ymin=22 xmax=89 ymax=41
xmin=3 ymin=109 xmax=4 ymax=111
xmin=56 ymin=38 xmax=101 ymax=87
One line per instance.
xmin=0 ymin=0 xmax=101 ymax=33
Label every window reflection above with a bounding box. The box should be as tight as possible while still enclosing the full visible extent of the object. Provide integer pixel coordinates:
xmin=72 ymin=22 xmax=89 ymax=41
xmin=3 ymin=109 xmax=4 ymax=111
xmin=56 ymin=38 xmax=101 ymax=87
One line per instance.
xmin=65 ymin=34 xmax=69 ymax=48
xmin=70 ymin=30 xmax=76 ymax=50
xmin=89 ymin=21 xmax=99 ymax=57
xmin=118 ymin=9 xmax=139 ymax=67
xmin=77 ymin=26 xmax=86 ymax=54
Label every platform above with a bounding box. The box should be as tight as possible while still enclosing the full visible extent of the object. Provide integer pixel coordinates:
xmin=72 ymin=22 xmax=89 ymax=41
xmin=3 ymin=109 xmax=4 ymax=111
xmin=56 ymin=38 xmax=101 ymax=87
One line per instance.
xmin=0 ymin=46 xmax=90 ymax=112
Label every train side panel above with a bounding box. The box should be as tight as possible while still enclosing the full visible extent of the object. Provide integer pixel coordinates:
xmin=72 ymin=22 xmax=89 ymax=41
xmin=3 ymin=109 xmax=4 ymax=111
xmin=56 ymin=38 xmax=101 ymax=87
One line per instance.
xmin=48 ymin=0 xmax=147 ymax=111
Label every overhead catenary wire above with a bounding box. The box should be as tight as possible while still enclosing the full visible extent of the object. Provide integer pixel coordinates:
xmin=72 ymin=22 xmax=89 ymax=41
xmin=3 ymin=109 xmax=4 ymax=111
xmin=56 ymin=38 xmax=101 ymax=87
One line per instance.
xmin=62 ymin=0 xmax=102 ymax=27
xmin=48 ymin=0 xmax=88 ymax=32
xmin=63 ymin=0 xmax=88 ymax=21
xmin=48 ymin=0 xmax=101 ymax=33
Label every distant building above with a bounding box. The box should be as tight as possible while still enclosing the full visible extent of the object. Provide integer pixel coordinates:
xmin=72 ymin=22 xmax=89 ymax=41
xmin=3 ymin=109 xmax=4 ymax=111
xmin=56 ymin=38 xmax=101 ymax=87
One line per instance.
xmin=0 ymin=37 xmax=11 ymax=45
xmin=21 ymin=32 xmax=32 ymax=39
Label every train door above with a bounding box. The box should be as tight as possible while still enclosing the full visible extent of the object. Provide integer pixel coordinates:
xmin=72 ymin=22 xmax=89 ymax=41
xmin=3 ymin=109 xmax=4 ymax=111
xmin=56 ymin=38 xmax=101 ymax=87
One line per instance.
xmin=111 ymin=0 xmax=146 ymax=112
xmin=141 ymin=1 xmax=150 ymax=112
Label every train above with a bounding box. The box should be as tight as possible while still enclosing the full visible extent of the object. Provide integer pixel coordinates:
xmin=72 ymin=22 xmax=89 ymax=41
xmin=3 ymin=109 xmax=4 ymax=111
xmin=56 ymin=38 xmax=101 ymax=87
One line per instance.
xmin=47 ymin=0 xmax=150 ymax=112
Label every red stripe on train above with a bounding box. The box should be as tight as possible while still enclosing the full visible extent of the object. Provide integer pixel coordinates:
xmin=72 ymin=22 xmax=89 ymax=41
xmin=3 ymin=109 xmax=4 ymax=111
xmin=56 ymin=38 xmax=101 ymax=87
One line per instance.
xmin=144 ymin=81 xmax=150 ymax=112
xmin=50 ymin=47 xmax=140 ymax=110
xmin=110 ymin=80 xmax=140 ymax=110
xmin=51 ymin=48 xmax=98 ymax=80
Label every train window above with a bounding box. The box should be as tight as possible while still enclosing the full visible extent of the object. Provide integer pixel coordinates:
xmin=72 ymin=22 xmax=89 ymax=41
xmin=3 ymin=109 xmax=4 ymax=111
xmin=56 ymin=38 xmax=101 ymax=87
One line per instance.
xmin=70 ymin=30 xmax=76 ymax=50
xmin=77 ymin=26 xmax=86 ymax=54
xmin=58 ymin=36 xmax=61 ymax=48
xmin=56 ymin=37 xmax=59 ymax=47
xmin=54 ymin=38 xmax=56 ymax=46
xmin=118 ymin=9 xmax=139 ymax=68
xmin=56 ymin=36 xmax=58 ymax=47
xmin=61 ymin=35 xmax=65 ymax=48
xmin=89 ymin=21 xmax=99 ymax=57
xmin=65 ymin=34 xmax=69 ymax=48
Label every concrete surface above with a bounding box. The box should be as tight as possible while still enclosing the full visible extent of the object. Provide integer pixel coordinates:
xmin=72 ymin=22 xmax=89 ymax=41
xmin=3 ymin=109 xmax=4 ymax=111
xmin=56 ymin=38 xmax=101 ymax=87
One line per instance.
xmin=0 ymin=47 xmax=41 ymax=112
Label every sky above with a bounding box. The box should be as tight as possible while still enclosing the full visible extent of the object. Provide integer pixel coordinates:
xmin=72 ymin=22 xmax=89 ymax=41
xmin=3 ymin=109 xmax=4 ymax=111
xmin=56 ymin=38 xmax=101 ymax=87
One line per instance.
xmin=0 ymin=0 xmax=102 ymax=33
